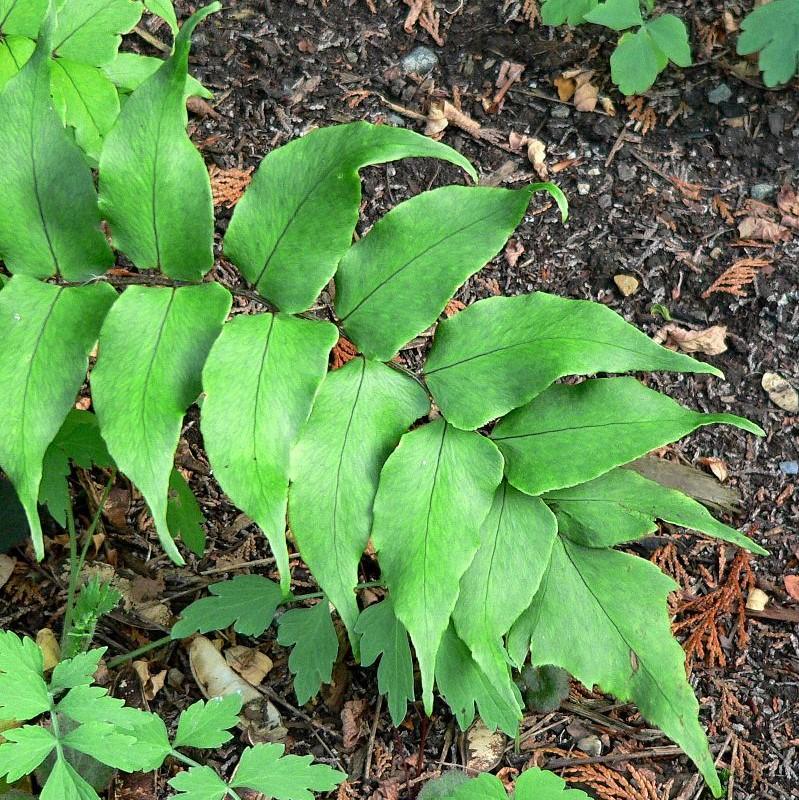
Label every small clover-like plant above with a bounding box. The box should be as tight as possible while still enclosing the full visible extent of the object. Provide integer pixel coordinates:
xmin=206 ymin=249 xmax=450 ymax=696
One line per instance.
xmin=0 ymin=2 xmax=768 ymax=798
xmin=737 ymin=0 xmax=799 ymax=87
xmin=422 ymin=766 xmax=592 ymax=799
xmin=541 ymin=0 xmax=692 ymax=94
xmin=0 ymin=633 xmax=344 ymax=799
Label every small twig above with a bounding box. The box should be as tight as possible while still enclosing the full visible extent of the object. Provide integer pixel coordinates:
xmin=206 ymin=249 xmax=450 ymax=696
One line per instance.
xmin=107 ymin=634 xmax=173 ymax=669
xmin=133 ymin=24 xmax=171 ymax=53
xmin=364 ymin=694 xmax=383 ymax=780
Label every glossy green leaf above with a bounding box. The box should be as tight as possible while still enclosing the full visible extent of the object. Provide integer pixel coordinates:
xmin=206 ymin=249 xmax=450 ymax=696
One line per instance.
xmin=0 ymin=632 xmax=50 ymax=721
xmin=434 ymin=625 xmax=521 ymax=736
xmin=540 ymin=0 xmax=598 ymax=25
xmin=171 ymin=575 xmax=283 ymax=639
xmin=40 ymin=756 xmax=101 ymax=800
xmin=610 ymin=27 xmax=668 ymax=94
xmin=276 ymin=601 xmax=339 ymax=706
xmin=453 ymin=483 xmax=557 ymax=685
xmin=53 ymin=0 xmax=142 ymax=66
xmin=335 ymin=186 xmax=534 ymax=361
xmin=492 ymin=377 xmax=763 ymax=497
xmin=145 ymin=0 xmax=177 ymax=33
xmin=0 ymin=0 xmax=46 ymax=37
xmin=107 ymin=712 xmax=171 ymax=772
xmin=737 ymin=0 xmax=799 ymax=87
xmin=50 ymin=649 xmax=106 ymax=693
xmin=545 ymin=467 xmax=767 ymax=554
xmin=584 ymin=0 xmax=642 ymax=30
xmin=289 ymin=357 xmax=429 ymax=637
xmin=354 ymin=599 xmax=415 ymax=726
xmin=169 ymin=765 xmax=228 ymax=800
xmin=223 ymin=121 xmax=476 ymax=313
xmin=231 ymin=743 xmax=346 ymax=800
xmin=50 ymin=59 xmax=119 ymax=163
xmin=202 ymin=313 xmax=337 ymax=593
xmin=645 ymin=15 xmax=692 ymax=67
xmin=92 ymin=284 xmax=231 ymax=564
xmin=0 ymin=36 xmax=34 ymax=91
xmin=0 ymin=727 xmax=56 ymax=783
xmin=173 ymin=695 xmax=242 ymax=750
xmin=39 ymin=410 xmax=113 ymax=528
xmin=424 ymin=292 xmax=720 ymax=431
xmin=0 ymin=27 xmax=113 ymax=280
xmin=98 ymin=4 xmax=218 ymax=280
xmin=508 ymin=537 xmax=721 ymax=796
xmin=60 ymin=722 xmax=141 ymax=771
xmin=167 ymin=468 xmax=205 ymax=556
xmin=0 ymin=277 xmax=116 ymax=558
xmin=102 ymin=52 xmax=211 ymax=98
xmin=371 ymin=419 xmax=504 ymax=712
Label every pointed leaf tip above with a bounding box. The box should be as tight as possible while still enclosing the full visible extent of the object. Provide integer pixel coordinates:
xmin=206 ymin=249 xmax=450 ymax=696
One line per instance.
xmin=530 ymin=182 xmax=569 ymax=222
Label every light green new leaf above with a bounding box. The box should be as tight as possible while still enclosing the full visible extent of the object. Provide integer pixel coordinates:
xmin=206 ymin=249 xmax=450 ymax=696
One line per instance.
xmin=289 ymin=357 xmax=429 ymax=638
xmin=424 ymin=292 xmax=721 ymax=431
xmin=435 ymin=626 xmax=521 ymax=736
xmin=102 ymin=52 xmax=212 ymax=98
xmin=645 ymin=15 xmax=692 ymax=67
xmin=0 ymin=277 xmax=116 ymax=558
xmin=448 ymin=773 xmax=507 ymax=800
xmin=39 ymin=410 xmax=113 ymax=528
xmin=92 ymin=284 xmax=231 ymax=564
xmin=171 ymin=575 xmax=283 ymax=639
xmin=40 ymin=755 xmax=101 ymax=800
xmin=145 ymin=0 xmax=177 ymax=33
xmin=223 ymin=121 xmax=476 ymax=313
xmin=354 ymin=599 xmax=415 ymax=726
xmin=60 ymin=722 xmax=141 ymax=771
xmin=0 ymin=35 xmax=34 ymax=91
xmin=0 ymin=726 xmax=56 ymax=783
xmin=584 ymin=0 xmax=642 ymax=30
xmin=276 ymin=601 xmax=339 ymax=706
xmin=50 ymin=648 xmax=106 ymax=693
xmin=508 ymin=538 xmax=721 ymax=796
xmin=231 ymin=743 xmax=346 ymax=800
xmin=514 ymin=768 xmax=592 ymax=799
xmin=371 ymin=419 xmax=504 ymax=713
xmin=453 ymin=483 xmax=557 ymax=683
xmin=53 ymin=0 xmax=142 ymax=66
xmin=0 ymin=0 xmax=46 ymax=36
xmin=544 ymin=467 xmax=767 ymax=554
xmin=169 ymin=766 xmax=229 ymax=800
xmin=202 ymin=313 xmax=337 ymax=593
xmin=610 ymin=27 xmax=668 ymax=95
xmin=50 ymin=59 xmax=120 ymax=163
xmin=737 ymin=0 xmax=799 ymax=87
xmin=541 ymin=0 xmax=598 ymax=25
xmin=336 ymin=186 xmax=535 ymax=361
xmin=173 ymin=695 xmax=242 ymax=750
xmin=98 ymin=3 xmax=218 ymax=280
xmin=56 ymin=685 xmax=125 ymax=724
xmin=492 ymin=377 xmax=763 ymax=497
xmin=167 ymin=468 xmax=205 ymax=556
xmin=112 ymin=711 xmax=171 ymax=772
xmin=0 ymin=634 xmax=50 ymax=721
xmin=0 ymin=27 xmax=113 ymax=280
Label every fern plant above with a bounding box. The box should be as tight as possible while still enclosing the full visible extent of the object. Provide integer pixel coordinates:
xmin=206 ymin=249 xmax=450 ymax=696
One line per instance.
xmin=0 ymin=3 xmax=768 ymax=799
xmin=541 ymin=0 xmax=692 ymax=94
xmin=0 ymin=0 xmax=208 ymax=163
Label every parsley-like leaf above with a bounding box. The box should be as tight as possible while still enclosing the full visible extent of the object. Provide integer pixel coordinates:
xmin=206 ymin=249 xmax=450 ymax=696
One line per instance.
xmin=169 ymin=765 xmax=229 ymax=800
xmin=737 ymin=0 xmax=799 ymax=87
xmin=173 ymin=695 xmax=242 ymax=750
xmin=355 ymin=599 xmax=414 ymax=726
xmin=40 ymin=755 xmax=100 ymax=800
xmin=0 ymin=725 xmax=57 ymax=782
xmin=0 ymin=631 xmax=50 ymax=721
xmin=172 ymin=575 xmax=283 ymax=639
xmin=60 ymin=721 xmax=141 ymax=771
xmin=277 ymin=601 xmax=339 ymax=706
xmin=230 ymin=744 xmax=346 ymax=800
xmin=50 ymin=648 xmax=106 ymax=694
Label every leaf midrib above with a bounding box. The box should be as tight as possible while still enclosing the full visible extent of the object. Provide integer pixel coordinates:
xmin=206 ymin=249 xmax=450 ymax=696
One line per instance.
xmin=53 ymin=0 xmax=120 ymax=55
xmin=492 ymin=417 xmax=692 ymax=442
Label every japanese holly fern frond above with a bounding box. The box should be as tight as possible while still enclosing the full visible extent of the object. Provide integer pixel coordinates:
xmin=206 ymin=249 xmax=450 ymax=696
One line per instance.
xmin=0 ymin=2 xmax=766 ymax=798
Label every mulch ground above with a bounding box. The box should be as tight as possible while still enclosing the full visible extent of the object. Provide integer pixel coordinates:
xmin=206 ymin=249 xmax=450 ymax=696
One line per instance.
xmin=2 ymin=1 xmax=798 ymax=798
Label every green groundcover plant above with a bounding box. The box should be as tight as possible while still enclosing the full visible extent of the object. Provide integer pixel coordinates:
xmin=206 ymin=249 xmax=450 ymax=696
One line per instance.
xmin=0 ymin=2 xmax=768 ymax=798
xmin=737 ymin=0 xmax=799 ymax=87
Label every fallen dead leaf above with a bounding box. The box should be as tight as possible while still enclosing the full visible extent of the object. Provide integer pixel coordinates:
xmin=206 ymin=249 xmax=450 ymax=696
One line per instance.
xmin=777 ymin=184 xmax=799 ymax=216
xmin=762 ymin=372 xmax=799 ymax=412
xmin=784 ymin=575 xmax=799 ymax=602
xmin=425 ymin=100 xmax=505 ymax=148
xmin=738 ymin=216 xmax=791 ymax=242
xmin=698 ymin=456 xmax=729 ymax=483
xmin=133 ymin=660 xmax=167 ymax=701
xmin=655 ymin=324 xmax=728 ymax=355
xmin=712 ymin=195 xmax=735 ymax=224
xmin=613 ymin=274 xmax=639 ymax=296
xmin=341 ymin=698 xmax=369 ymax=751
xmin=702 ymin=258 xmax=771 ymax=299
xmin=574 ymin=80 xmax=598 ymax=113
xmin=36 ymin=628 xmax=60 ymax=671
xmin=526 ymin=137 xmax=548 ymax=179
xmin=505 ymin=238 xmax=524 ymax=268
xmin=465 ymin=720 xmax=505 ymax=773
xmin=0 ymin=555 xmax=14 ymax=591
xmin=745 ymin=588 xmax=769 ymax=612
xmin=225 ymin=645 xmax=273 ymax=686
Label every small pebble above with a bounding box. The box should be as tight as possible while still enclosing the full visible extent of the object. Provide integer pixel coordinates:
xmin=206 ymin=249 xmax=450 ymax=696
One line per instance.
xmin=614 ymin=274 xmax=639 ymax=296
xmin=617 ymin=162 xmax=636 ymax=182
xmin=768 ymin=111 xmax=785 ymax=136
xmin=708 ymin=83 xmax=732 ymax=105
xmin=577 ymin=182 xmax=590 ymax=196
xmin=551 ymin=104 xmax=571 ymax=119
xmin=577 ymin=735 xmax=602 ymax=757
xmin=401 ymin=46 xmax=438 ymax=74
xmin=779 ymin=461 xmax=799 ymax=475
xmin=598 ymin=194 xmax=612 ymax=210
xmin=750 ymin=183 xmax=776 ymax=200
xmin=746 ymin=588 xmax=769 ymax=611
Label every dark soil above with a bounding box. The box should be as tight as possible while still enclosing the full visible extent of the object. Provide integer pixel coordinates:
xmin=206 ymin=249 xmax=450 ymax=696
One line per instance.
xmin=3 ymin=1 xmax=798 ymax=799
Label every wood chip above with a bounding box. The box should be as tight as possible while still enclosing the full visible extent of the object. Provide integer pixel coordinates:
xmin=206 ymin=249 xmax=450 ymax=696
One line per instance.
xmin=762 ymin=372 xmax=799 ymax=412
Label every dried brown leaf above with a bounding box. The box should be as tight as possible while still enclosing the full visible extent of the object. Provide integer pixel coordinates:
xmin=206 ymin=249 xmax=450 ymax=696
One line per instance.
xmin=738 ymin=216 xmax=791 ymax=242
xmin=655 ymin=323 xmax=727 ymax=355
